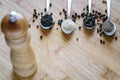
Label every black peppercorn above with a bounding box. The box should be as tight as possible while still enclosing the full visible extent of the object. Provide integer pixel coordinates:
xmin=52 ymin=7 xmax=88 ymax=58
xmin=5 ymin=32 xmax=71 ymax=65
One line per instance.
xmin=100 ymin=40 xmax=102 ymax=44
xmin=37 ymin=25 xmax=39 ymax=28
xmin=49 ymin=27 xmax=52 ymax=30
xmin=65 ymin=16 xmax=67 ymax=19
xmin=81 ymin=12 xmax=85 ymax=18
xmin=40 ymin=36 xmax=43 ymax=40
xmin=34 ymin=9 xmax=36 ymax=13
xmin=58 ymin=19 xmax=63 ymax=26
xmin=102 ymin=16 xmax=108 ymax=22
xmin=36 ymin=15 xmax=38 ymax=19
xmin=79 ymin=26 xmax=81 ymax=30
xmin=33 ymin=14 xmax=36 ymax=18
xmin=102 ymin=41 xmax=105 ymax=44
xmin=92 ymin=10 xmax=95 ymax=13
xmin=58 ymin=20 xmax=61 ymax=25
xmin=33 ymin=19 xmax=35 ymax=22
xmin=41 ymin=12 xmax=43 ymax=15
xmin=50 ymin=3 xmax=52 ymax=7
xmin=83 ymin=8 xmax=85 ymax=11
xmin=72 ymin=19 xmax=76 ymax=22
xmin=76 ymin=38 xmax=79 ymax=41
xmin=97 ymin=20 xmax=99 ymax=22
xmin=72 ymin=15 xmax=75 ymax=18
xmin=75 ymin=13 xmax=77 ymax=16
xmin=50 ymin=13 xmax=53 ymax=16
xmin=29 ymin=24 xmax=31 ymax=28
xmin=59 ymin=12 xmax=62 ymax=15
xmin=86 ymin=5 xmax=89 ymax=11
xmin=97 ymin=28 xmax=99 ymax=33
xmin=38 ymin=13 xmax=40 ymax=16
xmin=100 ymin=33 xmax=102 ymax=36
xmin=63 ymin=9 xmax=65 ymax=12
xmin=105 ymin=9 xmax=107 ymax=13
xmin=44 ymin=8 xmax=46 ymax=12
xmin=56 ymin=28 xmax=58 ymax=30
xmin=77 ymin=15 xmax=80 ymax=19
xmin=64 ymin=11 xmax=67 ymax=15
xmin=115 ymin=37 xmax=118 ymax=40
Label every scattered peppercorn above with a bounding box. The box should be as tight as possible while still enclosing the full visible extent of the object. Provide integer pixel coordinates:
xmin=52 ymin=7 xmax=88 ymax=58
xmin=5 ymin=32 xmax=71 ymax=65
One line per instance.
xmin=34 ymin=9 xmax=36 ymax=13
xmin=102 ymin=0 xmax=106 ymax=4
xmin=36 ymin=15 xmax=38 ymax=19
xmin=38 ymin=13 xmax=40 ymax=16
xmin=97 ymin=28 xmax=99 ymax=33
xmin=72 ymin=15 xmax=75 ymax=18
xmin=56 ymin=28 xmax=58 ymax=30
xmin=50 ymin=3 xmax=52 ymax=7
xmin=97 ymin=19 xmax=99 ymax=22
xmin=59 ymin=12 xmax=62 ymax=15
xmin=49 ymin=27 xmax=52 ymax=30
xmin=64 ymin=11 xmax=67 ymax=15
xmin=76 ymin=38 xmax=79 ymax=41
xmin=33 ymin=19 xmax=35 ymax=22
xmin=102 ymin=16 xmax=108 ymax=22
xmin=92 ymin=10 xmax=95 ymax=13
xmin=97 ymin=23 xmax=100 ymax=25
xmin=83 ymin=8 xmax=85 ymax=11
xmin=37 ymin=25 xmax=39 ymax=28
xmin=44 ymin=8 xmax=46 ymax=12
xmin=40 ymin=36 xmax=43 ymax=40
xmin=115 ymin=37 xmax=118 ymax=40
xmin=33 ymin=14 xmax=36 ymax=18
xmin=81 ymin=12 xmax=85 ymax=18
xmin=102 ymin=0 xmax=104 ymax=3
xmin=105 ymin=9 xmax=107 ymax=13
xmin=102 ymin=41 xmax=105 ymax=44
xmin=79 ymin=26 xmax=81 ymax=30
xmin=75 ymin=13 xmax=77 ymax=16
xmin=86 ymin=5 xmax=89 ymax=11
xmin=63 ymin=9 xmax=65 ymax=12
xmin=58 ymin=19 xmax=63 ymax=26
xmin=41 ymin=12 xmax=43 ymax=15
xmin=29 ymin=24 xmax=31 ymax=28
xmin=72 ymin=19 xmax=76 ymax=22
xmin=100 ymin=40 xmax=103 ymax=44
xmin=104 ymin=1 xmax=106 ymax=4
xmin=100 ymin=33 xmax=102 ymax=37
xmin=50 ymin=13 xmax=53 ymax=16
xmin=77 ymin=15 xmax=80 ymax=19
xmin=65 ymin=16 xmax=67 ymax=19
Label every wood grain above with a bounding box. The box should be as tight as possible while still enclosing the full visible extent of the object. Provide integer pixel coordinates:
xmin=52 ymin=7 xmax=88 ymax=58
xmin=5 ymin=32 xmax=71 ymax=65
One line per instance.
xmin=0 ymin=0 xmax=120 ymax=80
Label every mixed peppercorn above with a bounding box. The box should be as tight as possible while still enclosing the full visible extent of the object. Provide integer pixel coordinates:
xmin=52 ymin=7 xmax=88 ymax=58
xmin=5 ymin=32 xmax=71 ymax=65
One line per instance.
xmin=29 ymin=2 xmax=118 ymax=44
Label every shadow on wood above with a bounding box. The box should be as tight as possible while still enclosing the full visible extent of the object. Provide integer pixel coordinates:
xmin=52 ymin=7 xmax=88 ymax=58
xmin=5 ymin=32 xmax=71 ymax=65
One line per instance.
xmin=102 ymin=34 xmax=115 ymax=43
xmin=12 ymin=71 xmax=36 ymax=80
xmin=61 ymin=30 xmax=74 ymax=43
xmin=83 ymin=25 xmax=95 ymax=38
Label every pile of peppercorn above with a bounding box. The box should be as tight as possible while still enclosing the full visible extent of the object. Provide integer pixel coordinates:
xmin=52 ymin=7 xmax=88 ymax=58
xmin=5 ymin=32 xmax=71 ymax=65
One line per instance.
xmin=83 ymin=13 xmax=96 ymax=28
xmin=41 ymin=14 xmax=54 ymax=27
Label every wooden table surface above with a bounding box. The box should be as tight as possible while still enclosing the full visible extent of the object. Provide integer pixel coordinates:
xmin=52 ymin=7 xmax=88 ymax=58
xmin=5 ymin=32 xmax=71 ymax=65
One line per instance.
xmin=0 ymin=0 xmax=120 ymax=80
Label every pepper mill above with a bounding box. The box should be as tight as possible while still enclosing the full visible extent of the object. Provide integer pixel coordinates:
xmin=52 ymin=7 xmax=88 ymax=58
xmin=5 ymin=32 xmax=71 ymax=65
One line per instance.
xmin=1 ymin=11 xmax=37 ymax=77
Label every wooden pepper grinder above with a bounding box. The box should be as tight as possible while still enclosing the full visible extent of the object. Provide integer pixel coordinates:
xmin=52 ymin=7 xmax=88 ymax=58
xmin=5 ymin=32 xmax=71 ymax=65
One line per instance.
xmin=1 ymin=11 xmax=37 ymax=77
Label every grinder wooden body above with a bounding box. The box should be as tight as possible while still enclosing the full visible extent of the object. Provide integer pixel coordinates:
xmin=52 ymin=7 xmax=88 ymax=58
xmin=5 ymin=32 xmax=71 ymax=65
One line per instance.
xmin=1 ymin=11 xmax=37 ymax=77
